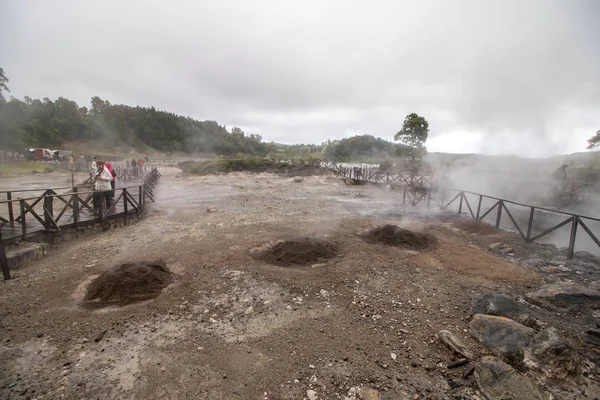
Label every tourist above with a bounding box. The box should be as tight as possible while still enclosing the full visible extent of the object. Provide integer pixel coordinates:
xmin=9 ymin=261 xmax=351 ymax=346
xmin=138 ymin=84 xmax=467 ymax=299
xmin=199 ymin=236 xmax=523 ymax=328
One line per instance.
xmin=105 ymin=162 xmax=117 ymax=205
xmin=93 ymin=160 xmax=113 ymax=215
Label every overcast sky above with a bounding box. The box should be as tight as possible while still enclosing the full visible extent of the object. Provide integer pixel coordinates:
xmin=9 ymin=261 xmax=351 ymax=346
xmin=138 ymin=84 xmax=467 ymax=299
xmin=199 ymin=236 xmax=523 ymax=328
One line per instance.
xmin=1 ymin=0 xmax=599 ymax=157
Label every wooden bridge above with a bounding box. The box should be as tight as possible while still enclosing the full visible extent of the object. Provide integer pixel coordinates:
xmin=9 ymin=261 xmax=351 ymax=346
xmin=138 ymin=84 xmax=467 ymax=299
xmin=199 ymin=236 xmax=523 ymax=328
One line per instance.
xmin=0 ymin=167 xmax=161 ymax=280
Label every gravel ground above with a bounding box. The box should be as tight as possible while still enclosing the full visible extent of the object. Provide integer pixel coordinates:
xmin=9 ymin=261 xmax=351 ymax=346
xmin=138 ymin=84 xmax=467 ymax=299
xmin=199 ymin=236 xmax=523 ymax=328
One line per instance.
xmin=0 ymin=167 xmax=599 ymax=399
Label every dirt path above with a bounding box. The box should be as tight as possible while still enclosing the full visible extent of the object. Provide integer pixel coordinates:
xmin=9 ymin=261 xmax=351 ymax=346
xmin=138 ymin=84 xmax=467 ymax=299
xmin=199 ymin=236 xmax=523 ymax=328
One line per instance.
xmin=0 ymin=167 xmax=598 ymax=399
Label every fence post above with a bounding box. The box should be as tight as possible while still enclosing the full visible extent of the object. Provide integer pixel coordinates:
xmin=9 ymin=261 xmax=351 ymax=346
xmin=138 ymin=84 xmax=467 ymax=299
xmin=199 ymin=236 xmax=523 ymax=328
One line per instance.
xmin=139 ymin=185 xmax=144 ymax=207
xmin=476 ymin=195 xmax=482 ymax=220
xmin=402 ymin=189 xmax=407 ymax=205
xmin=495 ymin=200 xmax=503 ymax=229
xmin=526 ymin=207 xmax=535 ymax=241
xmin=0 ymin=229 xmax=11 ymax=280
xmin=73 ymin=188 xmax=79 ymax=224
xmin=567 ymin=217 xmax=578 ymax=259
xmin=43 ymin=193 xmax=54 ymax=230
xmin=458 ymin=192 xmax=464 ymax=214
xmin=7 ymin=192 xmax=14 ymax=227
xmin=123 ymin=188 xmax=129 ymax=216
xmin=19 ymin=199 xmax=27 ymax=240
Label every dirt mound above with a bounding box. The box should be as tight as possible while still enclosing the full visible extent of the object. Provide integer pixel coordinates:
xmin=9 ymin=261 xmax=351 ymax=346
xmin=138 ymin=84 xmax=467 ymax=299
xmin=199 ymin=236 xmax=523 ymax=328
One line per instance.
xmin=256 ymin=237 xmax=338 ymax=266
xmin=82 ymin=261 xmax=173 ymax=308
xmin=362 ymin=224 xmax=438 ymax=249
xmin=452 ymin=219 xmax=498 ymax=235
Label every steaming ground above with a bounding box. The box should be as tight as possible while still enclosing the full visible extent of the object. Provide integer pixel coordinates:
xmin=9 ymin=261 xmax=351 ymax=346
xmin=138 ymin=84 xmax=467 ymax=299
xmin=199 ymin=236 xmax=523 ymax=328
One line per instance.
xmin=1 ymin=167 xmax=599 ymax=399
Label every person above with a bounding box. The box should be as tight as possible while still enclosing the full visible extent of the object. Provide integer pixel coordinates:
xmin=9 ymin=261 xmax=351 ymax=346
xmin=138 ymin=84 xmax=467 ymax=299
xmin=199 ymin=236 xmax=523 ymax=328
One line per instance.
xmin=91 ymin=156 xmax=98 ymax=172
xmin=68 ymin=155 xmax=74 ymax=169
xmin=137 ymin=158 xmax=144 ymax=177
xmin=93 ymin=160 xmax=114 ymax=215
xmin=105 ymin=162 xmax=117 ymax=204
xmin=552 ymin=164 xmax=568 ymax=180
xmin=131 ymin=159 xmax=138 ymax=177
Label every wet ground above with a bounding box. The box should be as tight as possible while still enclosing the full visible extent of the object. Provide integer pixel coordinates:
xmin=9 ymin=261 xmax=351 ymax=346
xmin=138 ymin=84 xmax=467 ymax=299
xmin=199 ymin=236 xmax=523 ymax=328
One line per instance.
xmin=0 ymin=167 xmax=599 ymax=399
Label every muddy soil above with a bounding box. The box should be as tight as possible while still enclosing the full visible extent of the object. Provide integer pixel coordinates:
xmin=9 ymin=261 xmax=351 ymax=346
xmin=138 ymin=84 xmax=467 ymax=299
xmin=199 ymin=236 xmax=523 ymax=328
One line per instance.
xmin=83 ymin=261 xmax=174 ymax=308
xmin=1 ymin=167 xmax=599 ymax=400
xmin=254 ymin=238 xmax=338 ymax=267
xmin=361 ymin=224 xmax=438 ymax=249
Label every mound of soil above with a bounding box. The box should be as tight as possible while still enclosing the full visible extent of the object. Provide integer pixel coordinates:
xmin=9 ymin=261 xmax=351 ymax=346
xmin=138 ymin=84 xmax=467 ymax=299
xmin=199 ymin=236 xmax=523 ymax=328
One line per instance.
xmin=362 ymin=224 xmax=438 ymax=249
xmin=83 ymin=261 xmax=173 ymax=308
xmin=256 ymin=237 xmax=338 ymax=266
xmin=452 ymin=219 xmax=498 ymax=235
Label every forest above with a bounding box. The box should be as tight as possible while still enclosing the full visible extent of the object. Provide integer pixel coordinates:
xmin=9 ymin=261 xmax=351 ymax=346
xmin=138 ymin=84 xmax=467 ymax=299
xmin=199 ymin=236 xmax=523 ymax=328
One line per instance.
xmin=0 ymin=94 xmax=274 ymax=156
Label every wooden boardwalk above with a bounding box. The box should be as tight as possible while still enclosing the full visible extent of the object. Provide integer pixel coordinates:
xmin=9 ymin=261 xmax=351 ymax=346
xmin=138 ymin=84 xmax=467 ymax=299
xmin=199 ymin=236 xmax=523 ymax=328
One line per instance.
xmin=0 ymin=168 xmax=160 ymax=244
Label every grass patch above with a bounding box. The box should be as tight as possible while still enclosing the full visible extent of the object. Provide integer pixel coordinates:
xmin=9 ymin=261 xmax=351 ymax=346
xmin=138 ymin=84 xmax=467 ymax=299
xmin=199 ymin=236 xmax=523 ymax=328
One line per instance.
xmin=179 ymin=157 xmax=292 ymax=175
xmin=0 ymin=161 xmax=61 ymax=175
xmin=179 ymin=157 xmax=331 ymax=176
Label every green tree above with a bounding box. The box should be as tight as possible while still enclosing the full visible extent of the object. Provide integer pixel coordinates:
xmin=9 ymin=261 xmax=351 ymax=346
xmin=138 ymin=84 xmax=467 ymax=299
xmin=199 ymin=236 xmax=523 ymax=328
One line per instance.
xmin=0 ymin=68 xmax=9 ymax=103
xmin=587 ymin=130 xmax=600 ymax=149
xmin=394 ymin=113 xmax=429 ymax=160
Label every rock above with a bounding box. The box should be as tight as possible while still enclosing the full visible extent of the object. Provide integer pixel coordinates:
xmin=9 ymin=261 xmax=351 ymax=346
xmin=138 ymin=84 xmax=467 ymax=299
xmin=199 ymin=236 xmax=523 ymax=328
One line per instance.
xmin=293 ymin=176 xmax=304 ymax=183
xmin=306 ymin=389 xmax=318 ymax=400
xmin=206 ymin=206 xmax=218 ymax=213
xmin=438 ymin=330 xmax=474 ymax=359
xmin=474 ymin=356 xmax=548 ymax=400
xmin=526 ymin=282 xmax=600 ymax=311
xmin=360 ymin=388 xmax=381 ymax=400
xmin=244 ymin=306 xmax=254 ymax=315
xmin=583 ymin=331 xmax=600 ymax=346
xmin=523 ymin=327 xmax=580 ymax=379
xmin=471 ymin=294 xmax=533 ymax=327
xmin=489 ymin=243 xmax=513 ymax=254
xmin=469 ymin=314 xmax=535 ymax=366
xmin=589 ymin=280 xmax=600 ymax=292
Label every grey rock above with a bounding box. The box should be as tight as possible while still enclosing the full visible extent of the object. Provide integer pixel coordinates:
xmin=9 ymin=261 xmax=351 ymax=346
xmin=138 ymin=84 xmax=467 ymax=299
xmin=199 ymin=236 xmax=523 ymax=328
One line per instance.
xmin=526 ymin=282 xmax=600 ymax=311
xmin=469 ymin=314 xmax=535 ymax=366
xmin=589 ymin=280 xmax=600 ymax=292
xmin=293 ymin=176 xmax=304 ymax=183
xmin=475 ymin=356 xmax=548 ymax=400
xmin=523 ymin=327 xmax=581 ymax=379
xmin=306 ymin=389 xmax=318 ymax=400
xmin=438 ymin=330 xmax=474 ymax=359
xmin=489 ymin=243 xmax=513 ymax=254
xmin=471 ymin=294 xmax=534 ymax=327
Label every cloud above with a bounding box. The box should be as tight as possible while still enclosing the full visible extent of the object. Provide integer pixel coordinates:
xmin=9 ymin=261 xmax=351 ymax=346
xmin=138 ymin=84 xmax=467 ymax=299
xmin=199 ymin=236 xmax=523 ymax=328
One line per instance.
xmin=1 ymin=0 xmax=599 ymax=156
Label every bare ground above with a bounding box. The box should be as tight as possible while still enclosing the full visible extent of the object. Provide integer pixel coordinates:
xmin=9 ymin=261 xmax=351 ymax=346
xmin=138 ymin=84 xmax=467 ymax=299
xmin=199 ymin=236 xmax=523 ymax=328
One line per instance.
xmin=1 ymin=167 xmax=599 ymax=399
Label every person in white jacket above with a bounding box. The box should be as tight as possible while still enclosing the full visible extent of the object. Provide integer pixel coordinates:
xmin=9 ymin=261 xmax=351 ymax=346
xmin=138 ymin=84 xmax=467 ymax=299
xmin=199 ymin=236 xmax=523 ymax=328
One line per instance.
xmin=93 ymin=160 xmax=114 ymax=214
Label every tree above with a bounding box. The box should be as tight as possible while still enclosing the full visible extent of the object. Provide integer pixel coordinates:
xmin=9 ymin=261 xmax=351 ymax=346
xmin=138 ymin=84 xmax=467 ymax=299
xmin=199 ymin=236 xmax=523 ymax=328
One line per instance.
xmin=587 ymin=130 xmax=600 ymax=150
xmin=394 ymin=113 xmax=429 ymax=160
xmin=0 ymin=68 xmax=10 ymax=103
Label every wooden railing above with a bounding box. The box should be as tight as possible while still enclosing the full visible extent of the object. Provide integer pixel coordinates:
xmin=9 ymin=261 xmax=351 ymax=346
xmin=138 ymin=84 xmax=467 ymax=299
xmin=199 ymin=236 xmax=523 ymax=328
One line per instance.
xmin=0 ymin=167 xmax=161 ymax=280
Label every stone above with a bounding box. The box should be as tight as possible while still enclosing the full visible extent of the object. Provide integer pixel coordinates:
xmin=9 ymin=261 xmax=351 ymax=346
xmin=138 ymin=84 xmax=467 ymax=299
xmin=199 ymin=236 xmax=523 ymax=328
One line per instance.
xmin=474 ymin=356 xmax=548 ymax=400
xmin=206 ymin=206 xmax=218 ymax=213
xmin=360 ymin=388 xmax=381 ymax=400
xmin=523 ymin=328 xmax=581 ymax=379
xmin=489 ymin=243 xmax=513 ymax=254
xmin=438 ymin=330 xmax=474 ymax=359
xmin=471 ymin=293 xmax=536 ymax=328
xmin=306 ymin=389 xmax=318 ymax=400
xmin=469 ymin=314 xmax=535 ymax=366
xmin=293 ymin=176 xmax=304 ymax=183
xmin=526 ymin=282 xmax=600 ymax=311
xmin=589 ymin=281 xmax=600 ymax=292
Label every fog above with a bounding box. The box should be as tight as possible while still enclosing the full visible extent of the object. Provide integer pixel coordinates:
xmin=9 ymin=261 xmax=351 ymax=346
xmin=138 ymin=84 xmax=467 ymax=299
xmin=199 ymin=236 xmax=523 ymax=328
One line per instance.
xmin=1 ymin=0 xmax=599 ymax=156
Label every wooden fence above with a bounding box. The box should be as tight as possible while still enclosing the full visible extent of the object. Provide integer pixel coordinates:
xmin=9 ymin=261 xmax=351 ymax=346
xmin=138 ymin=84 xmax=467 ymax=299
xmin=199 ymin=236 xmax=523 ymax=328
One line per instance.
xmin=333 ymin=163 xmax=600 ymax=259
xmin=0 ymin=167 xmax=161 ymax=280
xmin=435 ymin=190 xmax=600 ymax=259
